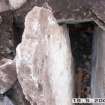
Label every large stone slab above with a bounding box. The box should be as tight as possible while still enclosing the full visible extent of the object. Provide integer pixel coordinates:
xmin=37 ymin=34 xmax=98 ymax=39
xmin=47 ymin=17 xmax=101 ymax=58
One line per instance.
xmin=13 ymin=0 xmax=105 ymax=31
xmin=0 ymin=58 xmax=17 ymax=94
xmin=16 ymin=6 xmax=73 ymax=105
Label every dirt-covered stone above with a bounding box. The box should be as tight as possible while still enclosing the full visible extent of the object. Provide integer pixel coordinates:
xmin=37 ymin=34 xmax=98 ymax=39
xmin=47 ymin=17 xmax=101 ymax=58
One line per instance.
xmin=0 ymin=11 xmax=15 ymax=59
xmin=9 ymin=0 xmax=27 ymax=10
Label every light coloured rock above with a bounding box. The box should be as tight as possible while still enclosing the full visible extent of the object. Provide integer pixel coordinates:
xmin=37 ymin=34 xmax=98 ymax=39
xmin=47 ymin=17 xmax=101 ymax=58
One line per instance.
xmin=0 ymin=58 xmax=17 ymax=94
xmin=16 ymin=6 xmax=73 ymax=105
xmin=9 ymin=0 xmax=27 ymax=9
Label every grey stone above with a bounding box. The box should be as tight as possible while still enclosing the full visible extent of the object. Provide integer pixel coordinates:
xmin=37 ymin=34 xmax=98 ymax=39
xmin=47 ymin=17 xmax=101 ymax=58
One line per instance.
xmin=0 ymin=96 xmax=14 ymax=105
xmin=0 ymin=11 xmax=15 ymax=59
xmin=16 ymin=6 xmax=73 ymax=105
xmin=0 ymin=0 xmax=10 ymax=13
xmin=4 ymin=96 xmax=14 ymax=105
xmin=0 ymin=58 xmax=17 ymax=94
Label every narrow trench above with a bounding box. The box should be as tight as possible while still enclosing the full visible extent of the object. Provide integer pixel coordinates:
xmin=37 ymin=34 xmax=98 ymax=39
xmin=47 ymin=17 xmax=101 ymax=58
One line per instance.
xmin=67 ymin=21 xmax=96 ymax=102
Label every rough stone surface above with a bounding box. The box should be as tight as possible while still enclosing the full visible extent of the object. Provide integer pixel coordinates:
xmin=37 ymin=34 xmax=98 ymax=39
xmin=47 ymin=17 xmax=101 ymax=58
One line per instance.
xmin=9 ymin=0 xmax=27 ymax=10
xmin=13 ymin=0 xmax=105 ymax=31
xmin=0 ymin=0 xmax=10 ymax=13
xmin=0 ymin=11 xmax=15 ymax=59
xmin=0 ymin=58 xmax=17 ymax=94
xmin=16 ymin=6 xmax=73 ymax=105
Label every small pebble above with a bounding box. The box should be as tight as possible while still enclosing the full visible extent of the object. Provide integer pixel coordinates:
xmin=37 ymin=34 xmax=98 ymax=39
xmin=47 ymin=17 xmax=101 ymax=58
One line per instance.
xmin=0 ymin=16 xmax=2 ymax=24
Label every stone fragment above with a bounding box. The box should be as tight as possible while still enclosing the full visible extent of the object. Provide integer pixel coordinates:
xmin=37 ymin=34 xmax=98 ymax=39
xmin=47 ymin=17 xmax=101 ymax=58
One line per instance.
xmin=91 ymin=27 xmax=105 ymax=104
xmin=0 ymin=11 xmax=15 ymax=59
xmin=16 ymin=6 xmax=73 ymax=105
xmin=0 ymin=58 xmax=17 ymax=94
xmin=9 ymin=0 xmax=27 ymax=9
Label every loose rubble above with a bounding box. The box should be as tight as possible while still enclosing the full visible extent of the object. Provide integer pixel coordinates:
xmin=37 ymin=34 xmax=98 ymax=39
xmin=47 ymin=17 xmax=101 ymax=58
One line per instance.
xmin=16 ymin=6 xmax=73 ymax=105
xmin=0 ymin=58 xmax=17 ymax=94
xmin=0 ymin=11 xmax=15 ymax=59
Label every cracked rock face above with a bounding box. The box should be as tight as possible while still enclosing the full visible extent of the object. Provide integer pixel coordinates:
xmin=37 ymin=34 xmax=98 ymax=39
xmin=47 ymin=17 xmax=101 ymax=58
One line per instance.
xmin=16 ymin=6 xmax=73 ymax=105
xmin=0 ymin=58 xmax=17 ymax=94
